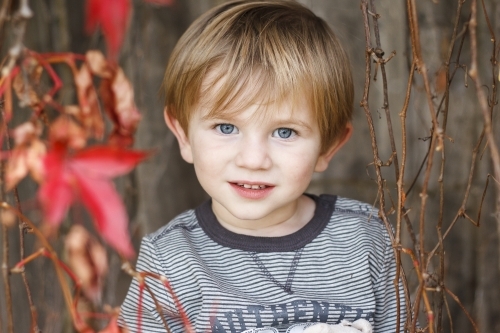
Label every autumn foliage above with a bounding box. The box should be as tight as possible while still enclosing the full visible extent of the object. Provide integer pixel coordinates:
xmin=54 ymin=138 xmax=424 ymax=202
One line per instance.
xmin=0 ymin=0 xmax=176 ymax=332
xmin=2 ymin=49 xmax=147 ymax=257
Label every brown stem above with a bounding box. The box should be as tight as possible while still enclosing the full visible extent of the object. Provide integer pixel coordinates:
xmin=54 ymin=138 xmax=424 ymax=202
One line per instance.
xmin=443 ymin=294 xmax=454 ymax=333
xmin=424 ymin=19 xmax=473 ymax=259
xmin=366 ymin=3 xmax=410 ymax=331
xmin=2 ymin=97 xmax=40 ymax=332
xmin=435 ymin=1 xmax=466 ymax=331
xmin=1 ymin=105 xmax=14 ymax=333
xmin=359 ymin=1 xmax=398 ymax=244
xmin=402 ymin=248 xmax=434 ymax=333
xmin=361 ymin=2 xmax=409 ymax=329
xmin=121 ymin=261 xmax=174 ymax=333
xmin=407 ymin=0 xmax=441 ymax=266
xmin=428 ymin=128 xmax=486 ymax=258
xmin=144 ymin=284 xmax=172 ymax=333
xmin=0 ymin=202 xmax=90 ymax=332
xmin=444 ymin=287 xmax=480 ymax=333
xmin=398 ymin=59 xmax=416 ymax=329
xmin=469 ymin=0 xmax=500 ymax=279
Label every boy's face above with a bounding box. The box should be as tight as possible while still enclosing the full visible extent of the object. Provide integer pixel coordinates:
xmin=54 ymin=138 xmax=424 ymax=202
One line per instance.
xmin=166 ymin=86 xmax=351 ymax=231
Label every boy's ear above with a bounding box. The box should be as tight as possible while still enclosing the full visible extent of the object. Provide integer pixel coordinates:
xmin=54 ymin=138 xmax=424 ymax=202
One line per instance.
xmin=164 ymin=108 xmax=194 ymax=164
xmin=314 ymin=122 xmax=353 ymax=172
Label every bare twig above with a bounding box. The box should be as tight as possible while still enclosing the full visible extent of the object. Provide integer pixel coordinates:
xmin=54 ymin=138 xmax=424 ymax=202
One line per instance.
xmin=469 ymin=0 xmax=500 ymax=276
xmin=1 ymin=202 xmax=91 ymax=332
xmin=1 ymin=87 xmax=14 ymax=333
xmin=444 ymin=287 xmax=480 ymax=333
xmin=434 ymin=2 xmax=466 ymax=331
xmin=1 ymin=89 xmax=40 ymax=332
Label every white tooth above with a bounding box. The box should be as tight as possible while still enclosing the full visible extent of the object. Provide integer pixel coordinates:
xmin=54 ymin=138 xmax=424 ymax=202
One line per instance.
xmin=244 ymin=184 xmax=252 ymax=189
xmin=251 ymin=185 xmax=260 ymax=189
xmin=260 ymin=185 xmax=266 ymax=189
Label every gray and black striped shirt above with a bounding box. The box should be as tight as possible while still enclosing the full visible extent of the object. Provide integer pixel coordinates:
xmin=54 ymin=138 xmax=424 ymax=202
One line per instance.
xmin=120 ymin=194 xmax=406 ymax=333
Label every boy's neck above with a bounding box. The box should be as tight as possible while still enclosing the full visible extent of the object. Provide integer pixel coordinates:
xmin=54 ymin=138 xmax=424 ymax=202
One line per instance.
xmin=212 ymin=195 xmax=316 ymax=237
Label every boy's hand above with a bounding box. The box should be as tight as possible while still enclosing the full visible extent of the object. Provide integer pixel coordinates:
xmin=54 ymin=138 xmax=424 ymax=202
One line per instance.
xmin=302 ymin=319 xmax=372 ymax=333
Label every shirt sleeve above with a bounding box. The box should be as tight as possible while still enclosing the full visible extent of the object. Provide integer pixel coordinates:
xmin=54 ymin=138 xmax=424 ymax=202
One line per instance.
xmin=119 ymin=236 xmax=178 ymax=333
xmin=372 ymin=230 xmax=407 ymax=333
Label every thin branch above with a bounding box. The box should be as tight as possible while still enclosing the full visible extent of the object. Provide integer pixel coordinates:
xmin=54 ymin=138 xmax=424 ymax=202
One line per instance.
xmin=1 ymin=85 xmax=14 ymax=333
xmin=435 ymin=2 xmax=466 ymax=331
xmin=444 ymin=287 xmax=480 ymax=333
xmin=1 ymin=202 xmax=91 ymax=332
xmin=469 ymin=0 xmax=500 ymax=280
xmin=2 ymin=94 xmax=40 ymax=332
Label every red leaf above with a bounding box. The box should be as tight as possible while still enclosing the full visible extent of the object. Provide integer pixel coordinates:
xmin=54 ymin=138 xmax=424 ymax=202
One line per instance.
xmin=73 ymin=169 xmax=134 ymax=258
xmin=38 ymin=147 xmax=75 ymax=226
xmin=71 ymin=146 xmax=149 ymax=178
xmin=143 ymin=0 xmax=174 ymax=5
xmin=38 ymin=144 xmax=147 ymax=258
xmin=85 ymin=0 xmax=131 ymax=59
xmin=85 ymin=0 xmax=101 ymax=34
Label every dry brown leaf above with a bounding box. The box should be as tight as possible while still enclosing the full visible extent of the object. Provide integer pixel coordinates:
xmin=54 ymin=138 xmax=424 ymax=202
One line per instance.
xmin=65 ymin=225 xmax=108 ymax=304
xmin=5 ymin=139 xmax=46 ymax=189
xmin=86 ymin=50 xmax=113 ymax=78
xmin=12 ymin=121 xmax=43 ymax=146
xmin=13 ymin=57 xmax=43 ymax=107
xmin=26 ymin=139 xmax=46 ymax=183
xmin=49 ymin=116 xmax=88 ymax=149
xmin=111 ymin=68 xmax=141 ymax=131
xmin=5 ymin=122 xmax=46 ymax=189
xmin=84 ymin=50 xmax=140 ymax=146
xmin=73 ymin=63 xmax=105 ymax=139
xmin=100 ymin=67 xmax=141 ymax=146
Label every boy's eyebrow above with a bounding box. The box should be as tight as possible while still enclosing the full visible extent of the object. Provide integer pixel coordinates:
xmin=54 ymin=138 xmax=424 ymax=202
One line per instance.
xmin=200 ymin=113 xmax=236 ymax=122
xmin=272 ymin=119 xmax=314 ymax=131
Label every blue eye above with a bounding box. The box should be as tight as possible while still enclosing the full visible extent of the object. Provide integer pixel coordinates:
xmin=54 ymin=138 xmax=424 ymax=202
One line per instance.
xmin=216 ymin=124 xmax=238 ymax=134
xmin=273 ymin=128 xmax=295 ymax=139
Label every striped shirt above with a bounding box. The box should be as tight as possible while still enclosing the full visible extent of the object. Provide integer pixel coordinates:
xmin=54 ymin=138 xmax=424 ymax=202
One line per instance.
xmin=119 ymin=194 xmax=406 ymax=333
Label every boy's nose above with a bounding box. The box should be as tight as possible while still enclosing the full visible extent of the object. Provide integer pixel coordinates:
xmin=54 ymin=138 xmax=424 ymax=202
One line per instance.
xmin=234 ymin=137 xmax=272 ymax=170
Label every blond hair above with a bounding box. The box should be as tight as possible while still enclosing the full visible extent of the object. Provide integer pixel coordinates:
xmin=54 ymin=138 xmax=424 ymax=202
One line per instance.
xmin=163 ymin=0 xmax=353 ymax=153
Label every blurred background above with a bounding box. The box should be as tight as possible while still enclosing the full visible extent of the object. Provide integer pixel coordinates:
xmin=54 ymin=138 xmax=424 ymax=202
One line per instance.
xmin=0 ymin=0 xmax=499 ymax=332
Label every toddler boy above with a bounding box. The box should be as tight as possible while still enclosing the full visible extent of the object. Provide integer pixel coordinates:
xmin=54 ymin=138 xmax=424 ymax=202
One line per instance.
xmin=120 ymin=1 xmax=407 ymax=332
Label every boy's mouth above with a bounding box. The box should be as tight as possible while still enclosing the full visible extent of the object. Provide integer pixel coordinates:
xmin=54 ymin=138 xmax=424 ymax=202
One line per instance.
xmin=236 ymin=183 xmax=269 ymax=189
xmin=229 ymin=182 xmax=274 ymax=199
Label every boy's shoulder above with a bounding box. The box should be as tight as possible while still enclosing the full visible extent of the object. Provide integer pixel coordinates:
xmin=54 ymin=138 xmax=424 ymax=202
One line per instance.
xmin=322 ymin=194 xmax=388 ymax=236
xmin=316 ymin=193 xmax=381 ymax=219
xmin=331 ymin=195 xmax=381 ymax=219
xmin=146 ymin=207 xmax=200 ymax=243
